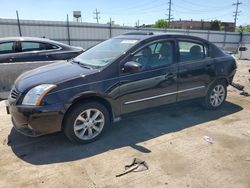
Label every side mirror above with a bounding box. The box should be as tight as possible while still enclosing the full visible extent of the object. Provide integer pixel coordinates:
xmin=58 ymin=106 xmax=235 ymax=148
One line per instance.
xmin=239 ymin=46 xmax=247 ymax=51
xmin=122 ymin=61 xmax=142 ymax=73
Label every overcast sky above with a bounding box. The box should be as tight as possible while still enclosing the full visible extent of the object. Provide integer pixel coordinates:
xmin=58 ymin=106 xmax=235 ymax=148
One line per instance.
xmin=1 ymin=0 xmax=249 ymax=26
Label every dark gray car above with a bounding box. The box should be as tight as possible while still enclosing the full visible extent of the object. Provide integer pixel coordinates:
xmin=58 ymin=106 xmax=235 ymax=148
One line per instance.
xmin=0 ymin=37 xmax=84 ymax=98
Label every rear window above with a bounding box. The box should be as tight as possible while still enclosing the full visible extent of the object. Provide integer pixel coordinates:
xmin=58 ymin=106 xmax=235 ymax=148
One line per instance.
xmin=0 ymin=42 xmax=14 ymax=54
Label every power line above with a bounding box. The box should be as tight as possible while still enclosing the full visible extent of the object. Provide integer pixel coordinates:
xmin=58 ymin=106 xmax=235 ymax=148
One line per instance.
xmin=173 ymin=6 xmax=234 ymax=15
xmin=179 ymin=0 xmax=232 ymax=9
xmin=233 ymin=0 xmax=242 ymax=27
xmin=173 ymin=3 xmax=232 ymax=13
xmin=93 ymin=8 xmax=100 ymax=24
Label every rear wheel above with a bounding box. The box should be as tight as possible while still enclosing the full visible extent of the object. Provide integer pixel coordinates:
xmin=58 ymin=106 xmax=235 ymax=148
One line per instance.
xmin=63 ymin=102 xmax=110 ymax=144
xmin=203 ymin=81 xmax=227 ymax=110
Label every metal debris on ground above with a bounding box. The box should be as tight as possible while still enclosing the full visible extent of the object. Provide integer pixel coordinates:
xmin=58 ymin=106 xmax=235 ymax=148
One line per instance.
xmin=240 ymin=91 xmax=250 ymax=96
xmin=231 ymin=82 xmax=244 ymax=91
xmin=203 ymin=136 xmax=213 ymax=144
xmin=116 ymin=158 xmax=149 ymax=177
xmin=230 ymin=82 xmax=250 ymax=97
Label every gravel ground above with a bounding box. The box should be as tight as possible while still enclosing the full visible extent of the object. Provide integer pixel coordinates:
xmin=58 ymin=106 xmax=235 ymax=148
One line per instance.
xmin=0 ymin=60 xmax=250 ymax=188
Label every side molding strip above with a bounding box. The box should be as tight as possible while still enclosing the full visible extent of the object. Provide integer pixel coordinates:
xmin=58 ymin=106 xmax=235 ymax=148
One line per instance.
xmin=124 ymin=86 xmax=205 ymax=105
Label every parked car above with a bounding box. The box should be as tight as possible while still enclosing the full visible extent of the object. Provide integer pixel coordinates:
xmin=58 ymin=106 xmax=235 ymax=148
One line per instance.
xmin=6 ymin=32 xmax=237 ymax=143
xmin=0 ymin=37 xmax=84 ymax=98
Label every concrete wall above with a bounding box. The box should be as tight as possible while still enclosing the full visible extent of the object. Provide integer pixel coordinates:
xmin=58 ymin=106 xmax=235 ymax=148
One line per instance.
xmin=1 ymin=18 xmax=250 ymax=52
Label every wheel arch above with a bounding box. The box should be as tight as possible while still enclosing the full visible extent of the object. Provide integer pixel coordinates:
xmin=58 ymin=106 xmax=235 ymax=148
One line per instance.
xmin=62 ymin=92 xmax=115 ymax=131
xmin=206 ymin=77 xmax=229 ymax=94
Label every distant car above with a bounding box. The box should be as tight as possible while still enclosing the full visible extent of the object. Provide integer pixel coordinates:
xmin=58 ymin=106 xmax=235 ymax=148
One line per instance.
xmin=7 ymin=32 xmax=237 ymax=143
xmin=0 ymin=37 xmax=84 ymax=98
xmin=0 ymin=37 xmax=83 ymax=63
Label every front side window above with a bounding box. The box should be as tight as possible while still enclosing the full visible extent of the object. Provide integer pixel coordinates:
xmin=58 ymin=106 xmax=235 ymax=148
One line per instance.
xmin=130 ymin=41 xmax=174 ymax=70
xmin=74 ymin=38 xmax=139 ymax=68
xmin=0 ymin=42 xmax=14 ymax=54
xmin=178 ymin=41 xmax=206 ymax=62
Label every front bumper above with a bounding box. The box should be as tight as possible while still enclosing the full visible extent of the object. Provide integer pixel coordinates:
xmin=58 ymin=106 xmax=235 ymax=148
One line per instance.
xmin=6 ymin=100 xmax=65 ymax=137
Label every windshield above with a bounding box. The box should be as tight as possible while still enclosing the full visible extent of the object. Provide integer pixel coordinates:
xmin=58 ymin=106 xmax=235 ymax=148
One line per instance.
xmin=73 ymin=38 xmax=139 ymax=67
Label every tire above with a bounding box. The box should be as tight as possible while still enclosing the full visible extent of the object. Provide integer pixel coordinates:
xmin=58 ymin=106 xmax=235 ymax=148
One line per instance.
xmin=63 ymin=101 xmax=110 ymax=144
xmin=203 ymin=80 xmax=227 ymax=110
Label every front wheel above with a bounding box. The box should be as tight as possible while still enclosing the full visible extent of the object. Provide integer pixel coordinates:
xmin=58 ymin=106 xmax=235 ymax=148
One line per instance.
xmin=63 ymin=102 xmax=110 ymax=144
xmin=203 ymin=81 xmax=227 ymax=110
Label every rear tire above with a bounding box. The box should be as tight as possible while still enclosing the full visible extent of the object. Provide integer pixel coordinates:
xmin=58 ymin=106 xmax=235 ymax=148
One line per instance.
xmin=203 ymin=80 xmax=227 ymax=110
xmin=63 ymin=102 xmax=110 ymax=144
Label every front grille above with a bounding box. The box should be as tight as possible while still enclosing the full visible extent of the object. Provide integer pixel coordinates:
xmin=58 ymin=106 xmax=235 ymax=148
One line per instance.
xmin=10 ymin=87 xmax=20 ymax=100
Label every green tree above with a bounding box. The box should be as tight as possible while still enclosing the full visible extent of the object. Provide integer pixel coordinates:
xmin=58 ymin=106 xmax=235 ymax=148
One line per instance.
xmin=154 ymin=19 xmax=169 ymax=28
xmin=236 ymin=25 xmax=250 ymax=32
xmin=210 ymin=20 xmax=221 ymax=31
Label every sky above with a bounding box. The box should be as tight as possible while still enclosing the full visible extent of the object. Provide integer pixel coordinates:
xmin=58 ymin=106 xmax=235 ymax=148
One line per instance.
xmin=0 ymin=0 xmax=250 ymax=26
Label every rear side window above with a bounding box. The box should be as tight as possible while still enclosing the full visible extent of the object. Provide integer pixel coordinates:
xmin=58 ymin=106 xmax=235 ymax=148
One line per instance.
xmin=0 ymin=42 xmax=14 ymax=54
xmin=21 ymin=42 xmax=58 ymax=52
xmin=21 ymin=42 xmax=42 ymax=52
xmin=178 ymin=41 xmax=207 ymax=62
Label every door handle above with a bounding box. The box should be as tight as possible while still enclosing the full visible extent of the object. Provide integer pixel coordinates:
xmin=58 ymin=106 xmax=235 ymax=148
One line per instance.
xmin=205 ymin=64 xmax=213 ymax=69
xmin=9 ymin=57 xmax=15 ymax=62
xmin=165 ymin=73 xmax=176 ymax=80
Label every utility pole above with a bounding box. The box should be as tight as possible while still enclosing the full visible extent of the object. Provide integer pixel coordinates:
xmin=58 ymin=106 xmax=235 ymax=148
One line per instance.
xmin=93 ymin=8 xmax=100 ymax=24
xmin=16 ymin=10 xmax=22 ymax=36
xmin=233 ymin=0 xmax=242 ymax=29
xmin=66 ymin=14 xmax=71 ymax=45
xmin=167 ymin=0 xmax=173 ymax=28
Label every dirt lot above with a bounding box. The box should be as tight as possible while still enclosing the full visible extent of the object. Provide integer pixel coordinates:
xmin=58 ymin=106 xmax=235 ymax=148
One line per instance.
xmin=0 ymin=60 xmax=250 ymax=188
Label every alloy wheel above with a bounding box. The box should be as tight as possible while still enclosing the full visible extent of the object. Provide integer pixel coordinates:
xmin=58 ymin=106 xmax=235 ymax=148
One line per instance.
xmin=73 ymin=108 xmax=105 ymax=140
xmin=210 ymin=84 xmax=225 ymax=107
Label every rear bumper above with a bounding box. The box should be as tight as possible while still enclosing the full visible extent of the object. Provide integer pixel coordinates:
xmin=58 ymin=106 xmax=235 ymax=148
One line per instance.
xmin=7 ymin=101 xmax=65 ymax=137
xmin=228 ymin=69 xmax=237 ymax=84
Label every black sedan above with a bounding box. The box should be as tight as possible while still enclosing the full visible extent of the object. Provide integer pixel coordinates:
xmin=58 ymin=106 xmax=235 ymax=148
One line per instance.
xmin=6 ymin=32 xmax=237 ymax=144
xmin=0 ymin=37 xmax=84 ymax=98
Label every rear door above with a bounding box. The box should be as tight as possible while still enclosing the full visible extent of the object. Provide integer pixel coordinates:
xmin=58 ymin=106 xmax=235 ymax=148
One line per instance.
xmin=177 ymin=39 xmax=215 ymax=101
xmin=16 ymin=41 xmax=48 ymax=62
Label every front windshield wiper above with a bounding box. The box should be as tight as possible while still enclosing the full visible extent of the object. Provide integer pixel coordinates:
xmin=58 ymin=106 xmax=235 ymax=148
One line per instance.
xmin=71 ymin=60 xmax=93 ymax=69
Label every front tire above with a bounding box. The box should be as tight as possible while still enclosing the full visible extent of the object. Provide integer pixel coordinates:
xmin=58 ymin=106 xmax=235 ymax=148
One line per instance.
xmin=63 ymin=102 xmax=110 ymax=144
xmin=203 ymin=81 xmax=227 ymax=110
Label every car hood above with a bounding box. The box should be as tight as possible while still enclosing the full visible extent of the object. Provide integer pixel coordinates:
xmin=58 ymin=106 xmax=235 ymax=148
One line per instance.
xmin=15 ymin=61 xmax=98 ymax=92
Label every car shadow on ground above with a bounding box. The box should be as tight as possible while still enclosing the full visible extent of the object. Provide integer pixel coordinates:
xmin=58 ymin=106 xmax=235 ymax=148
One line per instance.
xmin=8 ymin=100 xmax=243 ymax=165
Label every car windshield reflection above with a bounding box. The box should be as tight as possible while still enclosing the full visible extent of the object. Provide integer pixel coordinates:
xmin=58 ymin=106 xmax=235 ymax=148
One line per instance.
xmin=74 ymin=38 xmax=138 ymax=67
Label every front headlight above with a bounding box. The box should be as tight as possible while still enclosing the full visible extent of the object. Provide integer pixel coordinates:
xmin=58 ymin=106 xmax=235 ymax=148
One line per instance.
xmin=22 ymin=84 xmax=56 ymax=106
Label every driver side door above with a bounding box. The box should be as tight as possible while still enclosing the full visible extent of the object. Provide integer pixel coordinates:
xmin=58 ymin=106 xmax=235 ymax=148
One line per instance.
xmin=119 ymin=40 xmax=178 ymax=114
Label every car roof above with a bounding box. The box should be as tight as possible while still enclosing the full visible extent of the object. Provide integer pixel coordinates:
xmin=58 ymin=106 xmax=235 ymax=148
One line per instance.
xmin=115 ymin=32 xmax=209 ymax=43
xmin=0 ymin=37 xmax=69 ymax=46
